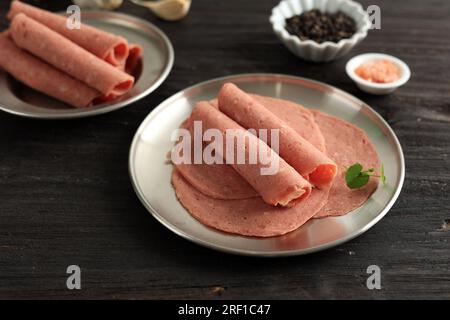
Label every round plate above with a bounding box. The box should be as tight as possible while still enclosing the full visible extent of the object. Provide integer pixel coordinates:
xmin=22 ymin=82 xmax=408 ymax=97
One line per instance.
xmin=0 ymin=11 xmax=174 ymax=119
xmin=129 ymin=74 xmax=405 ymax=257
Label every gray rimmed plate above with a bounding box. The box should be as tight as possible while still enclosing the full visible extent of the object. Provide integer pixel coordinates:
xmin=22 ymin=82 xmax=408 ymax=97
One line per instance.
xmin=0 ymin=11 xmax=174 ymax=119
xmin=129 ymin=74 xmax=405 ymax=257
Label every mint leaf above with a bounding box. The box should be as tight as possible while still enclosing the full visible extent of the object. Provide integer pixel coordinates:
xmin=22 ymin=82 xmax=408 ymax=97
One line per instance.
xmin=345 ymin=163 xmax=386 ymax=189
xmin=345 ymin=163 xmax=363 ymax=187
xmin=347 ymin=173 xmax=370 ymax=189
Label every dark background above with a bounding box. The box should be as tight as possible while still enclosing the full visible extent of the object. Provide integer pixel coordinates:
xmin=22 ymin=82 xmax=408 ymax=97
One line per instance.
xmin=0 ymin=0 xmax=449 ymax=299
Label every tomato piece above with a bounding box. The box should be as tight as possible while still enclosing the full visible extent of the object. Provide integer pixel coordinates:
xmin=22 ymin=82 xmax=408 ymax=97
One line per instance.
xmin=309 ymin=164 xmax=337 ymax=187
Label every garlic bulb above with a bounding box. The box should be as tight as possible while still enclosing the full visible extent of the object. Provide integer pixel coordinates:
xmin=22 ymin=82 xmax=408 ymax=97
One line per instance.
xmin=72 ymin=0 xmax=123 ymax=10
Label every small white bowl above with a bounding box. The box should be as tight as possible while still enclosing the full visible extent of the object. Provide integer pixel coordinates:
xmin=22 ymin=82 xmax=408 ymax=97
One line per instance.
xmin=270 ymin=0 xmax=371 ymax=62
xmin=346 ymin=53 xmax=411 ymax=95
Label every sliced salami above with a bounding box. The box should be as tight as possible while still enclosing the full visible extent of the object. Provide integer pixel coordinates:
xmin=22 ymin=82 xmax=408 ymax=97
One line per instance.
xmin=0 ymin=32 xmax=100 ymax=108
xmin=218 ymin=83 xmax=337 ymax=189
xmin=10 ymin=13 xmax=134 ymax=97
xmin=7 ymin=0 xmax=129 ymax=66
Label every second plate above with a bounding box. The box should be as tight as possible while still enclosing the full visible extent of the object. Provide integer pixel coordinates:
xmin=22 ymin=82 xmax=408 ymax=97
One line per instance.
xmin=0 ymin=11 xmax=174 ymax=119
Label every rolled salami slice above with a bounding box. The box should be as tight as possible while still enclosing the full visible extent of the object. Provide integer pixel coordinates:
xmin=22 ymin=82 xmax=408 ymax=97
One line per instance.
xmin=174 ymin=114 xmax=258 ymax=200
xmin=185 ymin=101 xmax=311 ymax=207
xmin=7 ymin=0 xmax=129 ymax=66
xmin=125 ymin=44 xmax=142 ymax=75
xmin=10 ymin=13 xmax=134 ymax=97
xmin=0 ymin=32 xmax=100 ymax=108
xmin=218 ymin=83 xmax=337 ymax=189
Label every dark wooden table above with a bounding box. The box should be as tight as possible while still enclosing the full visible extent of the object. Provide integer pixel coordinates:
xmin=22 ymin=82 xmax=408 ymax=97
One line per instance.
xmin=0 ymin=0 xmax=449 ymax=299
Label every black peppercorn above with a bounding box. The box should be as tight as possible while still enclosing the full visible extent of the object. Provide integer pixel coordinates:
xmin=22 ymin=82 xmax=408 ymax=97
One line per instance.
xmin=285 ymin=9 xmax=357 ymax=44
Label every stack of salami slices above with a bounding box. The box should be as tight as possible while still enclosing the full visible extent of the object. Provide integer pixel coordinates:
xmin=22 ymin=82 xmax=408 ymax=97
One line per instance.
xmin=0 ymin=1 xmax=142 ymax=108
xmin=172 ymin=83 xmax=381 ymax=237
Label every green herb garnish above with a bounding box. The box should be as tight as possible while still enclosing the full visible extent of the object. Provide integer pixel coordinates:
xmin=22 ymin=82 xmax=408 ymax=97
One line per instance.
xmin=345 ymin=163 xmax=386 ymax=189
xmin=380 ymin=164 xmax=386 ymax=184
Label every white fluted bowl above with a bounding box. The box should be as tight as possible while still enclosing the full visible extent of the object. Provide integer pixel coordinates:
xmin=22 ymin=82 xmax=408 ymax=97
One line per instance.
xmin=270 ymin=0 xmax=371 ymax=62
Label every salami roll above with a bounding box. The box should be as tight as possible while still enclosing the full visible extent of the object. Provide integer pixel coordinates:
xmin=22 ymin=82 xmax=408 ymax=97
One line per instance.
xmin=125 ymin=44 xmax=142 ymax=75
xmin=186 ymin=102 xmax=311 ymax=207
xmin=218 ymin=83 xmax=337 ymax=189
xmin=0 ymin=32 xmax=100 ymax=108
xmin=10 ymin=13 xmax=134 ymax=97
xmin=7 ymin=0 xmax=129 ymax=66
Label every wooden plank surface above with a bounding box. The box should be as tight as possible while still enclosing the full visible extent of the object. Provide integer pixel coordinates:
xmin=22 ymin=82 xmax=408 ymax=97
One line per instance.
xmin=0 ymin=0 xmax=449 ymax=299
